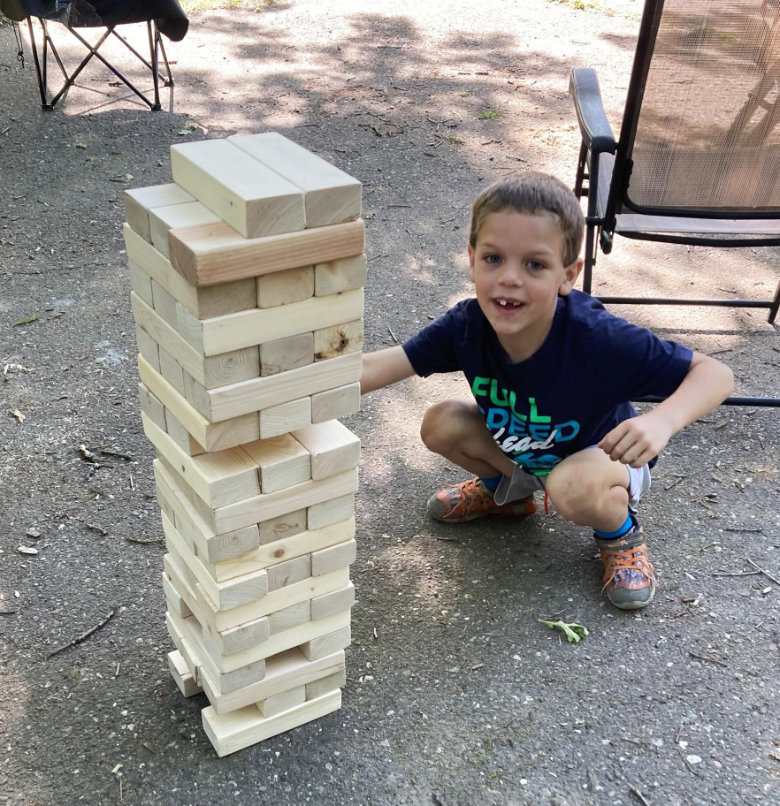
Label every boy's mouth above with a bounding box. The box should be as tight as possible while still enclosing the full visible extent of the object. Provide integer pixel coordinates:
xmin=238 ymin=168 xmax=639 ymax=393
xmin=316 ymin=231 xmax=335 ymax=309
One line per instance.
xmin=494 ymin=297 xmax=523 ymax=310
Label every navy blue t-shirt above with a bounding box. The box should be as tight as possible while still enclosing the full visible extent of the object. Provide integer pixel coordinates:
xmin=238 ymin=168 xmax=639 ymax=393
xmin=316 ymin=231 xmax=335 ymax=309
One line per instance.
xmin=402 ymin=290 xmax=693 ymax=477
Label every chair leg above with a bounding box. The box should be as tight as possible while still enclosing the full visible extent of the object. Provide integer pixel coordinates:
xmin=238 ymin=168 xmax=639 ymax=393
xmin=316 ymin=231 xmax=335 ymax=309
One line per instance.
xmin=769 ymin=275 xmax=780 ymax=324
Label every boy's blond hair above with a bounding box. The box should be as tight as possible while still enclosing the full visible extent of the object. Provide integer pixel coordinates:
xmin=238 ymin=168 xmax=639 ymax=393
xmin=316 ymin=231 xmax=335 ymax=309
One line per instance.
xmin=469 ymin=173 xmax=584 ymax=266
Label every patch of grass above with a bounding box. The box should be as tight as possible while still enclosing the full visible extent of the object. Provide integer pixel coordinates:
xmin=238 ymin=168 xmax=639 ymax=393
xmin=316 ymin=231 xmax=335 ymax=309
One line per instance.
xmin=479 ymin=110 xmax=500 ymax=120
xmin=448 ymin=136 xmax=466 ymax=144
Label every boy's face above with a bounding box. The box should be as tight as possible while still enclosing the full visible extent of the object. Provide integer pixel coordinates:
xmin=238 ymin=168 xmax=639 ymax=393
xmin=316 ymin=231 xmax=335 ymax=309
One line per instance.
xmin=468 ymin=210 xmax=582 ymax=362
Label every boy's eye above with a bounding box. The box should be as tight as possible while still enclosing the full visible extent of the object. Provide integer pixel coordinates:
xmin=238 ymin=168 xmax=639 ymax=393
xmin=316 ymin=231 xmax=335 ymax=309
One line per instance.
xmin=483 ymin=254 xmax=501 ymax=264
xmin=526 ymin=259 xmax=546 ymax=271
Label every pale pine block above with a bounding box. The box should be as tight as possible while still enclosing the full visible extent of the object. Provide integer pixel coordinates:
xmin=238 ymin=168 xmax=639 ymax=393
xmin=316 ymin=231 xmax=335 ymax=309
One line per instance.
xmin=168 ymin=649 xmax=202 ymax=698
xmin=241 ymin=434 xmax=311 ymax=494
xmin=228 ymin=133 xmax=361 ymax=227
xmin=164 ymin=409 xmax=206 ymax=456
xmin=258 ymin=510 xmax=307 ymax=545
xmin=266 ymin=554 xmax=311 ymax=592
xmin=173 ymin=299 xmax=205 ymax=353
xmin=141 ymin=413 xmax=261 ymax=508
xmin=125 ymin=224 xmax=257 ymax=320
xmin=311 ymin=539 xmax=357 ymax=577
xmin=310 ymin=382 xmax=361 ymax=423
xmin=307 ymin=494 xmax=355 ymax=530
xmin=310 ymin=581 xmax=355 ymax=621
xmin=257 ymin=685 xmax=306 ymax=719
xmin=135 ymin=326 xmax=161 ymax=372
xmin=313 ymin=320 xmax=363 ymax=361
xmin=200 ymin=289 xmax=364 ymax=356
xmin=170 ymin=139 xmax=305 ymax=238
xmin=159 ymin=346 xmax=186 ymax=395
xmin=167 ymin=612 xmax=266 ymax=695
xmin=202 ymin=347 xmax=260 ymax=390
xmin=215 ymin=617 xmax=272 ymax=658
xmin=267 ymin=600 xmax=311 ymax=635
xmin=305 ymin=667 xmax=346 ymax=701
xmin=181 ymin=371 xmax=211 ymax=418
xmin=129 ymin=262 xmax=154 ymax=306
xmin=202 ymin=690 xmax=341 ymax=757
xmin=207 ymin=352 xmax=361 ymax=422
xmin=300 ymin=623 xmax=351 ymax=661
xmin=162 ymin=513 xmax=269 ymax=611
xmin=259 ymin=397 xmax=311 ymax=439
xmin=314 ymin=254 xmax=367 ymax=296
xmin=138 ymin=382 xmax=166 ymax=431
xmin=256 ymin=265 xmax=314 ymax=309
xmin=168 ymin=218 xmax=365 ymax=288
xmin=154 ymin=459 xmax=260 ymax=564
xmin=259 ymin=333 xmax=314 ymax=377
xmin=212 ymin=468 xmax=359 ymax=535
xmin=292 ymin=420 xmax=360 ymax=480
xmin=150 ymin=278 xmax=179 ymax=324
xmin=125 ymin=183 xmax=194 ymax=242
xmin=162 ymin=570 xmax=193 ymax=619
xmin=150 ymin=201 xmax=221 ymax=258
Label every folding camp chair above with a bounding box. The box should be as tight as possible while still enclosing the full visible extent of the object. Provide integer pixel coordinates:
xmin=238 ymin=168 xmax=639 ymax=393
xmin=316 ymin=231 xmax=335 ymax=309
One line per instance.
xmin=569 ymin=0 xmax=780 ymax=406
xmin=1 ymin=0 xmax=188 ymax=111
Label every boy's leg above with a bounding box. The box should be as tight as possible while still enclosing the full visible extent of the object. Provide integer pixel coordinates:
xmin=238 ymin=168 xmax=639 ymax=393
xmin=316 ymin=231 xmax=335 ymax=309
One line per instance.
xmin=420 ymin=400 xmax=536 ymax=523
xmin=545 ymin=447 xmax=656 ymax=610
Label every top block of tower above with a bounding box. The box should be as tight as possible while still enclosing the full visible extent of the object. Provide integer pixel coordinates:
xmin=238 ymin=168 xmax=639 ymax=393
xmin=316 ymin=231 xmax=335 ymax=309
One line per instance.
xmin=228 ymin=133 xmax=362 ymax=229
xmin=170 ymin=139 xmax=306 ymax=239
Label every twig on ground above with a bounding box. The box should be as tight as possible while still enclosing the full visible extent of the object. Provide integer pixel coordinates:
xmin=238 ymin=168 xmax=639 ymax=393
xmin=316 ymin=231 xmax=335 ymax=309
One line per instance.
xmin=46 ymin=609 xmax=115 ymax=658
xmin=629 ymin=785 xmax=652 ymax=806
xmin=746 ymin=558 xmax=780 ymax=586
xmin=387 ymin=326 xmax=398 ymax=343
xmin=124 ymin=536 xmax=162 ymax=545
xmin=688 ymin=651 xmax=728 ymax=668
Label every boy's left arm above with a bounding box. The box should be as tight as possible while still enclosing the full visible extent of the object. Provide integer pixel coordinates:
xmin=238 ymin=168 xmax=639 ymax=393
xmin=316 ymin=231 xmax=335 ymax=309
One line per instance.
xmin=599 ymin=351 xmax=734 ymax=468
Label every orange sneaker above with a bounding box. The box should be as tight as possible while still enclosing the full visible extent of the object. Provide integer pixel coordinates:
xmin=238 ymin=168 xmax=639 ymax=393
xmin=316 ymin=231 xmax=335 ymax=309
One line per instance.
xmin=426 ymin=477 xmax=537 ymax=523
xmin=595 ymin=527 xmax=657 ymax=610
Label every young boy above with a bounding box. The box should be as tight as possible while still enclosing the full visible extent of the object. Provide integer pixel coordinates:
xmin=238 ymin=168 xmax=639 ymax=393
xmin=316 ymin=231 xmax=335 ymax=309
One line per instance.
xmin=360 ymin=173 xmax=734 ymax=610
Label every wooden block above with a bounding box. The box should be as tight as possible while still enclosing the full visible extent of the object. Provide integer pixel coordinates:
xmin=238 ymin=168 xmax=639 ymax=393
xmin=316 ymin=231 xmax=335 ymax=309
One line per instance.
xmin=138 ymin=382 xmax=166 ymax=431
xmin=143 ymin=413 xmax=261 ymax=508
xmin=202 ymin=690 xmax=341 ymax=757
xmin=260 ymin=333 xmax=314 ymax=377
xmin=139 ymin=354 xmax=261 ymax=451
xmin=149 ymin=201 xmax=221 ymax=258
xmin=305 ymin=667 xmax=346 ymax=701
xmin=164 ymin=409 xmax=206 ymax=456
xmin=206 ymin=351 xmax=361 ymax=422
xmin=310 ymin=582 xmax=355 ymax=621
xmin=129 ymin=262 xmax=154 ymax=306
xmin=307 ymin=494 xmax=355 ymax=530
xmin=301 ymin=623 xmax=351 ymax=661
xmin=257 ymin=685 xmax=306 ymax=719
xmin=228 ymin=132 xmax=361 ymax=228
xmin=216 ymin=617 xmax=272 ymax=657
xmin=314 ymin=254 xmax=367 ymax=296
xmin=158 ymin=345 xmax=186 ymax=394
xmin=135 ymin=325 xmax=161 ymax=372
xmin=311 ymin=539 xmax=357 ymax=577
xmin=167 ymin=649 xmax=202 ymax=698
xmin=259 ymin=397 xmax=312 ymax=439
xmin=170 ymin=139 xmax=305 ymax=238
xmin=168 ymin=218 xmax=365 ymax=287
xmin=241 ymin=434 xmax=311 ymax=494
xmin=125 ymin=223 xmax=258 ymax=320
xmin=292 ymin=421 xmax=360 ymax=480
xmin=313 ymin=320 xmax=363 ymax=361
xmin=125 ymin=183 xmax=194 ymax=242
xmin=267 ymin=601 xmax=311 ymax=635
xmin=256 ymin=265 xmax=314 ymax=309
xmin=195 ymin=289 xmax=364 ymax=357
xmin=154 ymin=458 xmax=260 ymax=564
xmin=310 ymin=382 xmax=361 ymax=423
xmin=211 ymin=468 xmax=359 ymax=535
xmin=150 ymin=277 xmax=179 ymax=323
xmin=162 ymin=570 xmax=193 ymax=618
xmin=162 ymin=513 xmax=269 ymax=611
xmin=266 ymin=554 xmax=311 ymax=592
xmin=258 ymin=510 xmax=306 ymax=545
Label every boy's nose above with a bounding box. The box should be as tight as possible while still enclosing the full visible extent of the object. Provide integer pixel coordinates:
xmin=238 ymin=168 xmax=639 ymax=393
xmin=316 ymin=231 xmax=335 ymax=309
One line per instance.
xmin=499 ymin=261 xmax=524 ymax=285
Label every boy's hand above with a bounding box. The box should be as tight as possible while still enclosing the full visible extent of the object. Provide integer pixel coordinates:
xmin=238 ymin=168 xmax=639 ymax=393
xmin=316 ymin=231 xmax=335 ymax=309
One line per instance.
xmin=598 ymin=412 xmax=674 ymax=468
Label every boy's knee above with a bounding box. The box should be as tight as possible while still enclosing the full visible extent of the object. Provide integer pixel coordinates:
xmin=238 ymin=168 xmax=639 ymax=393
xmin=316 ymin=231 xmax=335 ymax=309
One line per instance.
xmin=420 ymin=400 xmax=472 ymax=453
xmin=545 ymin=463 xmax=600 ymax=520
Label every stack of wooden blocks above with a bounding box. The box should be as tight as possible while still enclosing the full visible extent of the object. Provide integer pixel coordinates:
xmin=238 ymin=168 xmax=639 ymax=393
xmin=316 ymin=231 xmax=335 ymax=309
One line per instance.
xmin=124 ymin=133 xmax=365 ymax=756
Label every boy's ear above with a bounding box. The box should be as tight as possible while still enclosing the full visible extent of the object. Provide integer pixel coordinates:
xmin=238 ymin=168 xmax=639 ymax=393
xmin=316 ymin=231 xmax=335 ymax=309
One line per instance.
xmin=558 ymin=258 xmax=583 ymax=296
xmin=467 ymin=245 xmax=476 ymax=282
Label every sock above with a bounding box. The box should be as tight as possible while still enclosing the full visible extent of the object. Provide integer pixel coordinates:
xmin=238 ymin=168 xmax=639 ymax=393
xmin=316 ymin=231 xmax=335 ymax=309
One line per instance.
xmin=594 ymin=513 xmax=635 ymax=540
xmin=480 ymin=475 xmax=502 ymax=492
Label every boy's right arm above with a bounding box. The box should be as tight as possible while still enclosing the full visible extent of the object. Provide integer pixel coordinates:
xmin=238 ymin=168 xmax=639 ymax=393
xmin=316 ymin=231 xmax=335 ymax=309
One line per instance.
xmin=360 ymin=345 xmax=416 ymax=394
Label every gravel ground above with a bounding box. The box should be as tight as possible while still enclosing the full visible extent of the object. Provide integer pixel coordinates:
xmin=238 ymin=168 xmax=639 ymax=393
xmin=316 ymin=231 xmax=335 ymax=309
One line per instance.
xmin=0 ymin=1 xmax=778 ymax=804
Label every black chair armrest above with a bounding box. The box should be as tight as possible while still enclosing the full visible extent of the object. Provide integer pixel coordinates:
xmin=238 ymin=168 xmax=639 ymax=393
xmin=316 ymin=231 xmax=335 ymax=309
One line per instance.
xmin=569 ymin=68 xmax=616 ymax=154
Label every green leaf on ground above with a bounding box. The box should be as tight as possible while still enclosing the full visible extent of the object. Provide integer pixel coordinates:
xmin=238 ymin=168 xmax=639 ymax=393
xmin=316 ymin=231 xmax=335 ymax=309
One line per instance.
xmin=538 ymin=619 xmax=590 ymax=643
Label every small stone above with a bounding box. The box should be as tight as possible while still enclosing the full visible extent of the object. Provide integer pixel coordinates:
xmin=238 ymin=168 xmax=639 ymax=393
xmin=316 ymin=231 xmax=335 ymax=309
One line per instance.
xmin=17 ymin=546 xmax=38 ymax=556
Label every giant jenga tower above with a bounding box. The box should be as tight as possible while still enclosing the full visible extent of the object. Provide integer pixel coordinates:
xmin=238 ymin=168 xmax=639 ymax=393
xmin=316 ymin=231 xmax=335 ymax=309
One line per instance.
xmin=124 ymin=133 xmax=365 ymax=756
